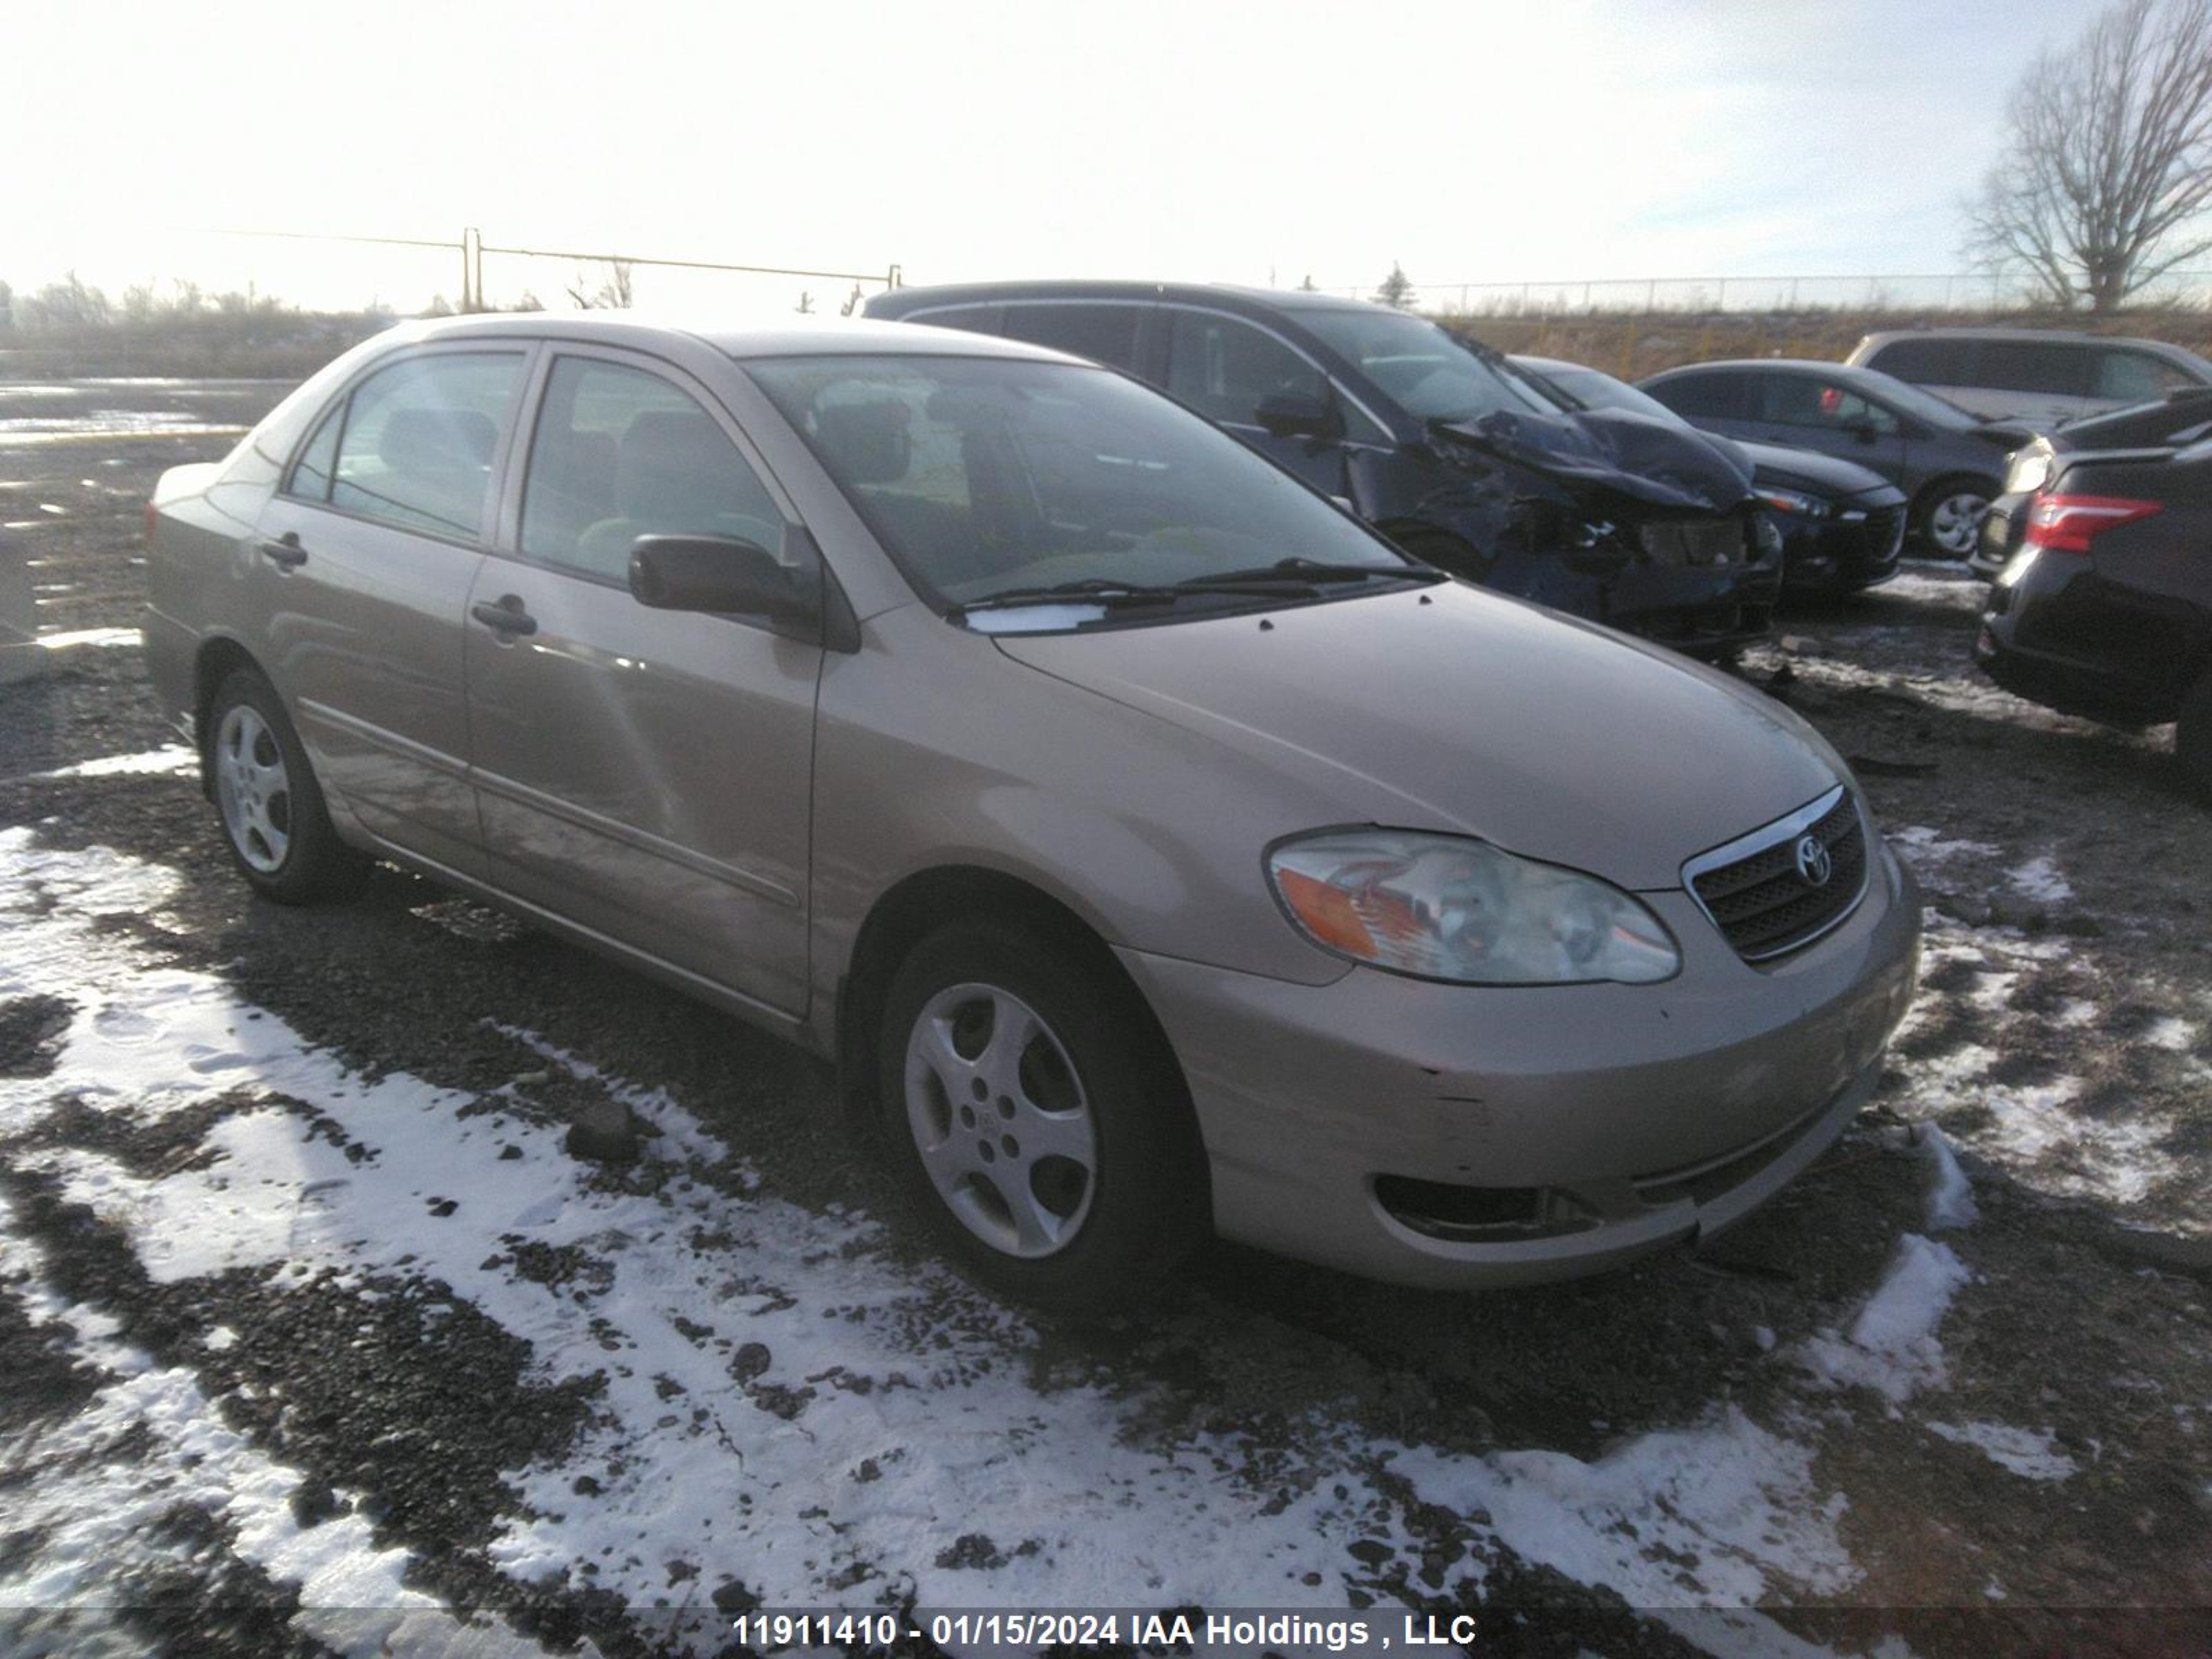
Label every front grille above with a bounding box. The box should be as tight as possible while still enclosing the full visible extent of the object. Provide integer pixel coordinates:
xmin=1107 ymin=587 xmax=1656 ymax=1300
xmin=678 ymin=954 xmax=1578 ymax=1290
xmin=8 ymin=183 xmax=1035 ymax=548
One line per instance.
xmin=1860 ymin=504 xmax=1906 ymax=564
xmin=1640 ymin=517 xmax=1746 ymax=567
xmin=1685 ymin=788 xmax=1868 ymax=962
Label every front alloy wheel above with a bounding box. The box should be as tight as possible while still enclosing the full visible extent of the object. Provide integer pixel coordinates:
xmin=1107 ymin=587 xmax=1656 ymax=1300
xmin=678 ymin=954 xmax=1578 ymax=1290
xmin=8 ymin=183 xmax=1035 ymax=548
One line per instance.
xmin=877 ymin=920 xmax=1206 ymax=1309
xmin=1922 ymin=488 xmax=1989 ymax=558
xmin=903 ymin=984 xmax=1097 ymax=1257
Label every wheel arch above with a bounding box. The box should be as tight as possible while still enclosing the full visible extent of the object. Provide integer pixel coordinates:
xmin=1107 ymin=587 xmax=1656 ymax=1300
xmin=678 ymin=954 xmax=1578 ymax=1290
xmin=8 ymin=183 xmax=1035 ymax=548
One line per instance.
xmin=191 ymin=634 xmax=270 ymax=798
xmin=833 ymin=864 xmax=1208 ymax=1203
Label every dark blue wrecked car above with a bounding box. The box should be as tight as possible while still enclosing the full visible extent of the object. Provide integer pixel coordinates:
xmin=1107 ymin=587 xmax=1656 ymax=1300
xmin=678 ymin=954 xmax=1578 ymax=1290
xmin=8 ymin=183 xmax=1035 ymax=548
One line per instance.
xmin=864 ymin=281 xmax=1779 ymax=656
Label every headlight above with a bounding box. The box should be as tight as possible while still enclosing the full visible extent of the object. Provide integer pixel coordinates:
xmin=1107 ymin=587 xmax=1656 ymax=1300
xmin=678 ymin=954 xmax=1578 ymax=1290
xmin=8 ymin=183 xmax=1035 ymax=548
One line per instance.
xmin=1759 ymin=487 xmax=1830 ymax=519
xmin=2005 ymin=447 xmax=2053 ymax=496
xmin=1266 ymin=830 xmax=1680 ymax=985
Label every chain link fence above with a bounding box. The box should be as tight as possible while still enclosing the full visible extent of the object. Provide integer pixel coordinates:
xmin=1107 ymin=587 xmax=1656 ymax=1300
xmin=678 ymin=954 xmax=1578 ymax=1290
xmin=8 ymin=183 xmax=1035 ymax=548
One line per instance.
xmin=1313 ymin=272 xmax=2212 ymax=316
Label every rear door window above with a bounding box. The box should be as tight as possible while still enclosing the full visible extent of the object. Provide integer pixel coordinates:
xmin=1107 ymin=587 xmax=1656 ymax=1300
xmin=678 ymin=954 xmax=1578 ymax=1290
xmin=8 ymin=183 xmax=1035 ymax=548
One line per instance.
xmin=999 ymin=303 xmax=1147 ymax=370
xmin=907 ymin=305 xmax=1002 ymax=337
xmin=518 ymin=355 xmax=788 ymax=583
xmin=1972 ymin=339 xmax=2092 ymax=397
xmin=1866 ymin=336 xmax=1976 ymax=383
xmin=285 ymin=406 xmax=343 ymax=503
xmin=329 ymin=353 xmax=525 ymax=539
xmin=1647 ymin=372 xmax=1745 ymax=420
xmin=1164 ymin=311 xmax=1329 ymax=427
xmin=1756 ymin=375 xmax=1899 ymax=435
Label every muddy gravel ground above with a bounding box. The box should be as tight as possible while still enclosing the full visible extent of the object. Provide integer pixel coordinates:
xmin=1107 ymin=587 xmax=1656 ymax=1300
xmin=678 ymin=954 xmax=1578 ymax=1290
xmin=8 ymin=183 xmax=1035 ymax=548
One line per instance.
xmin=0 ymin=380 xmax=2208 ymax=1659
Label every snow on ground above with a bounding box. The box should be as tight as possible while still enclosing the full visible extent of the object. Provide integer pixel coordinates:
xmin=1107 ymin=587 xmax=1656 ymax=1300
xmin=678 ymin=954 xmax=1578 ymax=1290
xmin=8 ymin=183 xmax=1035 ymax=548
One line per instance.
xmin=33 ymin=627 xmax=143 ymax=651
xmin=1925 ymin=1422 xmax=2079 ymax=1483
xmin=1794 ymin=1235 xmax=1970 ymax=1407
xmin=19 ymin=744 xmax=197 ymax=783
xmin=0 ymin=1199 xmax=545 ymax=1659
xmin=0 ymin=829 xmax=2009 ymax=1653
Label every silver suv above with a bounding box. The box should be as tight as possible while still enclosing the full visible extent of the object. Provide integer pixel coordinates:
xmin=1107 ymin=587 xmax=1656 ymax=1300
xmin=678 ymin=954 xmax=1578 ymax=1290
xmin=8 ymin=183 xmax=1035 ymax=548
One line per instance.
xmin=144 ymin=313 xmax=1922 ymax=1306
xmin=1849 ymin=327 xmax=2212 ymax=425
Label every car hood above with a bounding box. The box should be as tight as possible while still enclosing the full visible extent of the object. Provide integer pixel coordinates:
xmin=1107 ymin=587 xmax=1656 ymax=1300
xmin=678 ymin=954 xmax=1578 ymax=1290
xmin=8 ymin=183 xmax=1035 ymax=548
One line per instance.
xmin=1736 ymin=440 xmax=1893 ymax=499
xmin=993 ymin=582 xmax=1845 ymax=892
xmin=1434 ymin=406 xmax=1756 ymax=516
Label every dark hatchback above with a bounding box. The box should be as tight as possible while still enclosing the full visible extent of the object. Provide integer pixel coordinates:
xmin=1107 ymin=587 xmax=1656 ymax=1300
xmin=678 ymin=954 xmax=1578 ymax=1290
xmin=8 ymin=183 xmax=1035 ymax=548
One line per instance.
xmin=1974 ymin=404 xmax=2212 ymax=793
xmin=1516 ymin=355 xmax=1906 ymax=594
xmin=865 ymin=282 xmax=1778 ymax=655
xmin=1974 ymin=390 xmax=2212 ymax=577
xmin=1639 ymin=359 xmax=2030 ymax=559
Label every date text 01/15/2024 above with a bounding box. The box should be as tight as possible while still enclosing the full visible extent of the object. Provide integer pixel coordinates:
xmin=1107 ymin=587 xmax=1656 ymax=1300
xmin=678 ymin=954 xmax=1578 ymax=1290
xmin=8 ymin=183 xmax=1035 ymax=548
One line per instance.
xmin=729 ymin=1611 xmax=1483 ymax=1651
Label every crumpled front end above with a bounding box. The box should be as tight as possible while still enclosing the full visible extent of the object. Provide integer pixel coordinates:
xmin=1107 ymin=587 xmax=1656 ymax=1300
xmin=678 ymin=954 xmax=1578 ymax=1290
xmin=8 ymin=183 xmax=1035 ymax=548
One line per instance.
xmin=1418 ymin=406 xmax=1780 ymax=657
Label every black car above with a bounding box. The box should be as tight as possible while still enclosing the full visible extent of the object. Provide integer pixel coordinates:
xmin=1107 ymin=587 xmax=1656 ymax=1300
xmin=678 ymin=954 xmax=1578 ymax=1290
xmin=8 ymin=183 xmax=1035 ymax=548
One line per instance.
xmin=1975 ymin=426 xmax=2212 ymax=794
xmin=1515 ymin=355 xmax=1906 ymax=594
xmin=864 ymin=282 xmax=1778 ymax=655
xmin=1638 ymin=359 xmax=2030 ymax=559
xmin=1973 ymin=389 xmax=2212 ymax=578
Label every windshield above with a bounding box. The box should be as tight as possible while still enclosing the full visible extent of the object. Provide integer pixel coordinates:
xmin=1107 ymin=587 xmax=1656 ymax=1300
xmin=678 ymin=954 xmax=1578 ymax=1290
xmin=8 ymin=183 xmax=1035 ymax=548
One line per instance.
xmin=1296 ymin=309 xmax=1560 ymax=422
xmin=1529 ymin=361 xmax=1688 ymax=427
xmin=744 ymin=355 xmax=1418 ymax=615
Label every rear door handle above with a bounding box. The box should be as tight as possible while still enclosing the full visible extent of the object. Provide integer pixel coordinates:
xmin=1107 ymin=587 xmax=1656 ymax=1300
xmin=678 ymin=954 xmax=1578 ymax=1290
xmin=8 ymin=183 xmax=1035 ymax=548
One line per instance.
xmin=471 ymin=598 xmax=538 ymax=637
xmin=258 ymin=534 xmax=307 ymax=569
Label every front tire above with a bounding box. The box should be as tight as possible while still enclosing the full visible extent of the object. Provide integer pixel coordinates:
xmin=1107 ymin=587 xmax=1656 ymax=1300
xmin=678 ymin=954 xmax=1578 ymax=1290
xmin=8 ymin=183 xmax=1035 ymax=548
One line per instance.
xmin=1912 ymin=477 xmax=1996 ymax=560
xmin=205 ymin=669 xmax=368 ymax=903
xmin=877 ymin=920 xmax=1206 ymax=1310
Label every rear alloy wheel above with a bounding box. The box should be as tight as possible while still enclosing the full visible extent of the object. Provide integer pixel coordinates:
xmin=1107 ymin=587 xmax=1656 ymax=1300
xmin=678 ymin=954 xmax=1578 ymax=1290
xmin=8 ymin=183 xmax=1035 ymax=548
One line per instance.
xmin=2178 ymin=671 xmax=2212 ymax=801
xmin=1915 ymin=481 xmax=1992 ymax=559
xmin=205 ymin=670 xmax=367 ymax=903
xmin=878 ymin=921 xmax=1205 ymax=1309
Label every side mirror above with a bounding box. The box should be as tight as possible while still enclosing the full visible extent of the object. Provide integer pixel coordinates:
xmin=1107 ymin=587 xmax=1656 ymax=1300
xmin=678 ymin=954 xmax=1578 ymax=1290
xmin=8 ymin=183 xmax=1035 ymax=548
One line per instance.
xmin=629 ymin=534 xmax=810 ymax=621
xmin=1844 ymin=418 xmax=1880 ymax=445
xmin=1254 ymin=390 xmax=1340 ymax=441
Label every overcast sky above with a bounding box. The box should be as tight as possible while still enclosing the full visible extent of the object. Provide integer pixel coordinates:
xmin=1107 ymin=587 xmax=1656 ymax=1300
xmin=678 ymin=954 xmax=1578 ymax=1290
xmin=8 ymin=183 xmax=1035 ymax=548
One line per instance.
xmin=15 ymin=0 xmax=2105 ymax=315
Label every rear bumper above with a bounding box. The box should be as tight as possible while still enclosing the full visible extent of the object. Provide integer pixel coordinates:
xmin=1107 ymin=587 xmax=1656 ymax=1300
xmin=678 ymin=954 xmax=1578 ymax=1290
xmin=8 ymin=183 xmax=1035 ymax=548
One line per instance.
xmin=1977 ymin=552 xmax=2195 ymax=724
xmin=1118 ymin=843 xmax=1922 ymax=1290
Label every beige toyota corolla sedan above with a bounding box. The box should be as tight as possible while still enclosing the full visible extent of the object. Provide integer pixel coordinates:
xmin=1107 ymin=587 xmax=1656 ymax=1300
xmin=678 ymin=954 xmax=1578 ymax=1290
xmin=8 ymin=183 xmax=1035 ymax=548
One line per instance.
xmin=144 ymin=314 xmax=1921 ymax=1307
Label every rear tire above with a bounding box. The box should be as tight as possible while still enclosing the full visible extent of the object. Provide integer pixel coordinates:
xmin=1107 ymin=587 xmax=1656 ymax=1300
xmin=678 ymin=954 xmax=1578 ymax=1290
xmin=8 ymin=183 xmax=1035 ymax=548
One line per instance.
xmin=877 ymin=919 xmax=1206 ymax=1311
xmin=205 ymin=669 xmax=368 ymax=904
xmin=1911 ymin=476 xmax=1996 ymax=560
xmin=2178 ymin=671 xmax=2212 ymax=802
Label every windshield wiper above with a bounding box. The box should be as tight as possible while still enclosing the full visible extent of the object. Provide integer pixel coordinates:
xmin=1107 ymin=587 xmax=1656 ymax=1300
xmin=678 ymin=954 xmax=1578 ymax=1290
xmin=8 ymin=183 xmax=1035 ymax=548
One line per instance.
xmin=955 ymin=574 xmax=1316 ymax=615
xmin=1185 ymin=557 xmax=1430 ymax=586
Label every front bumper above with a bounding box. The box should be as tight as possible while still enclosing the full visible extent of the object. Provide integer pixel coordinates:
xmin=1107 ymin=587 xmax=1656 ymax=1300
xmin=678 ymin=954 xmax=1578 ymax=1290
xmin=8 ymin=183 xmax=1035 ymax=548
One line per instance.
xmin=1779 ymin=498 xmax=1907 ymax=593
xmin=1606 ymin=550 xmax=1783 ymax=655
xmin=1118 ymin=841 xmax=1922 ymax=1291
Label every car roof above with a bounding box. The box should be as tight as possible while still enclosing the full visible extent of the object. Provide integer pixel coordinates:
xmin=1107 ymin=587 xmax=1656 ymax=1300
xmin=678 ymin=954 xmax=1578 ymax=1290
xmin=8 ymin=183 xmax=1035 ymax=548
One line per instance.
xmin=1644 ymin=358 xmax=1875 ymax=378
xmin=1857 ymin=326 xmax=2184 ymax=349
xmin=864 ymin=278 xmax=1387 ymax=319
xmin=373 ymin=310 xmax=1089 ymax=364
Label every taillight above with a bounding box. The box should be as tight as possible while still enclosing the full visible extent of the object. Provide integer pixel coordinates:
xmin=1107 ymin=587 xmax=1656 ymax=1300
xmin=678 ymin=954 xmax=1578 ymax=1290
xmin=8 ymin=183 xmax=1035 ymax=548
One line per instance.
xmin=2022 ymin=493 xmax=2162 ymax=554
xmin=143 ymin=501 xmax=158 ymax=544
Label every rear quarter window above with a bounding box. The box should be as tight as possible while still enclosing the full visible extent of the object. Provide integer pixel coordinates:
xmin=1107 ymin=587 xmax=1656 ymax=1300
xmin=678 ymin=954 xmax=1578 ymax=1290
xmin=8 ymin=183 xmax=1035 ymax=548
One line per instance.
xmin=998 ymin=303 xmax=1147 ymax=370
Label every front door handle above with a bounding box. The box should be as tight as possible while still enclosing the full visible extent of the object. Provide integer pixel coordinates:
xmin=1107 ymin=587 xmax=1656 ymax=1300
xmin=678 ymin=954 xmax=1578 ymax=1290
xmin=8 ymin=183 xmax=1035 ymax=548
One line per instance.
xmin=258 ymin=534 xmax=307 ymax=569
xmin=471 ymin=597 xmax=538 ymax=637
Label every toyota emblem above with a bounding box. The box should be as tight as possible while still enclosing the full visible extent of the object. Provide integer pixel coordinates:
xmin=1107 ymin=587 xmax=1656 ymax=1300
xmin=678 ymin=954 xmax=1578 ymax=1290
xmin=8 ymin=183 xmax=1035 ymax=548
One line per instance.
xmin=1794 ymin=833 xmax=1834 ymax=888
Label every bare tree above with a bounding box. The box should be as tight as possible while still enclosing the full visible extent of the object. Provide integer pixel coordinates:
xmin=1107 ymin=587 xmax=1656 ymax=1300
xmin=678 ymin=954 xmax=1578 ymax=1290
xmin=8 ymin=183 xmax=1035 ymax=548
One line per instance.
xmin=1374 ymin=262 xmax=1416 ymax=310
xmin=566 ymin=259 xmax=635 ymax=310
xmin=1965 ymin=0 xmax=2212 ymax=310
